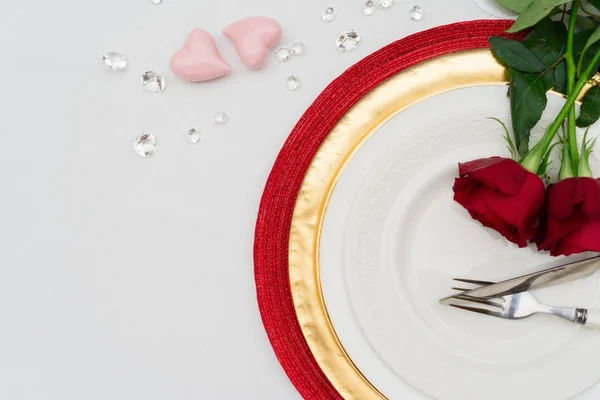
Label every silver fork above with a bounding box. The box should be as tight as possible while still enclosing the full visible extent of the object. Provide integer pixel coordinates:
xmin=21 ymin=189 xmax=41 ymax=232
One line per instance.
xmin=446 ymin=278 xmax=600 ymax=328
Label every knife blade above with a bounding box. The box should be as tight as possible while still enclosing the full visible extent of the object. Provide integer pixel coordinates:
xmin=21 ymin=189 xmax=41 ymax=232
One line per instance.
xmin=439 ymin=255 xmax=600 ymax=303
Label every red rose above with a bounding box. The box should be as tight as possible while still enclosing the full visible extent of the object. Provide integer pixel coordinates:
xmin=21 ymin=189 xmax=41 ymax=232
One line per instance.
xmin=453 ymin=157 xmax=546 ymax=247
xmin=536 ymin=177 xmax=600 ymax=256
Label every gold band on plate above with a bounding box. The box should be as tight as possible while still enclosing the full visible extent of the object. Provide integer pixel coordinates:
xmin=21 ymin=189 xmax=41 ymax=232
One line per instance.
xmin=288 ymin=49 xmax=506 ymax=400
xmin=287 ymin=49 xmax=595 ymax=399
xmin=288 ymin=49 xmax=506 ymax=399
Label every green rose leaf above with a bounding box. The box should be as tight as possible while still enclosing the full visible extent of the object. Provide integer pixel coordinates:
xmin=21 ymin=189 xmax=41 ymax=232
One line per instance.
xmin=489 ymin=37 xmax=546 ymax=73
xmin=522 ymin=18 xmax=567 ymax=91
xmin=576 ymin=15 xmax=597 ymax=30
xmin=522 ymin=18 xmax=566 ymax=64
xmin=581 ymin=26 xmax=600 ymax=63
xmin=574 ymin=29 xmax=600 ymax=78
xmin=553 ymin=60 xmax=567 ymax=93
xmin=496 ymin=0 xmax=533 ymax=13
xmin=507 ymin=0 xmax=571 ymax=33
xmin=509 ymin=68 xmax=548 ymax=155
xmin=576 ymin=86 xmax=600 ymax=127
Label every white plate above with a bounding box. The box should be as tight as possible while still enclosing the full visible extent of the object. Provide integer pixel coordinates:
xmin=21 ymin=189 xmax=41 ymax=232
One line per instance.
xmin=321 ymin=85 xmax=600 ymax=400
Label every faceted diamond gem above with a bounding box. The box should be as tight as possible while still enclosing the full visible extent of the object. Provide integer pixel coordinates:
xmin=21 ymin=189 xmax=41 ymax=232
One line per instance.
xmin=275 ymin=46 xmax=292 ymax=62
xmin=141 ymin=71 xmax=165 ymax=93
xmin=336 ymin=30 xmax=361 ymax=53
xmin=134 ymin=133 xmax=157 ymax=157
xmin=286 ymin=75 xmax=300 ymax=91
xmin=290 ymin=42 xmax=305 ymax=55
xmin=102 ymin=52 xmax=127 ymax=70
xmin=409 ymin=5 xmax=424 ymax=20
xmin=187 ymin=128 xmax=202 ymax=143
xmin=322 ymin=7 xmax=337 ymax=23
xmin=212 ymin=112 xmax=228 ymax=124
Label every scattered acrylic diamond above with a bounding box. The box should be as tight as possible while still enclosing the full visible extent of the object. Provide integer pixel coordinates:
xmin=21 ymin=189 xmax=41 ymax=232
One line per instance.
xmin=409 ymin=5 xmax=424 ymax=20
xmin=290 ymin=42 xmax=305 ymax=55
xmin=379 ymin=0 xmax=395 ymax=7
xmin=286 ymin=75 xmax=300 ymax=91
xmin=213 ymin=112 xmax=228 ymax=125
xmin=187 ymin=128 xmax=202 ymax=144
xmin=134 ymin=133 xmax=157 ymax=158
xmin=275 ymin=46 xmax=292 ymax=62
xmin=141 ymin=71 xmax=165 ymax=93
xmin=364 ymin=1 xmax=376 ymax=15
xmin=336 ymin=30 xmax=361 ymax=53
xmin=322 ymin=7 xmax=337 ymax=23
xmin=102 ymin=52 xmax=127 ymax=70
xmin=151 ymin=0 xmax=162 ymax=3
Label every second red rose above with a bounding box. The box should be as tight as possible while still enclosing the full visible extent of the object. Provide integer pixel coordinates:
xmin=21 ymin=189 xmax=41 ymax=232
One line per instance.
xmin=536 ymin=177 xmax=600 ymax=256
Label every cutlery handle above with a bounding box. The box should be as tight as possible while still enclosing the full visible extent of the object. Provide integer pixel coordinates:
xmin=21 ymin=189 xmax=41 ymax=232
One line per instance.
xmin=582 ymin=309 xmax=600 ymax=328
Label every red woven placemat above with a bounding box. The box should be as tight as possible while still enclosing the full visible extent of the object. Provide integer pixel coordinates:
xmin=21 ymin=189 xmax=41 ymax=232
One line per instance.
xmin=254 ymin=20 xmax=524 ymax=400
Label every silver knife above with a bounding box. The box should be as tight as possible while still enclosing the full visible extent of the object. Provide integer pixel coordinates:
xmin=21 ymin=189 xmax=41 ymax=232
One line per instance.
xmin=439 ymin=255 xmax=600 ymax=303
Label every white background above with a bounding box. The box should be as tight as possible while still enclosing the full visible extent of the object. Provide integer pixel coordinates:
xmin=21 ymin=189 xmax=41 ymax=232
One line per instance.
xmin=0 ymin=0 xmax=510 ymax=399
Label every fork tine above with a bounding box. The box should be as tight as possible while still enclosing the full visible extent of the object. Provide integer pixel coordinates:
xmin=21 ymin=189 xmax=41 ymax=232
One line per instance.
xmin=452 ymin=294 xmax=504 ymax=309
xmin=438 ymin=278 xmax=496 ymax=305
xmin=447 ymin=303 xmax=504 ymax=318
xmin=451 ymin=287 xmax=473 ymax=292
xmin=453 ymin=278 xmax=496 ymax=286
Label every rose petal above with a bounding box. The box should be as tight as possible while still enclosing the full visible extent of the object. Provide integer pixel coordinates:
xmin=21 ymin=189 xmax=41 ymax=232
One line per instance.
xmin=454 ymin=157 xmax=545 ymax=247
xmin=480 ymin=173 xmax=545 ymax=246
xmin=453 ymin=180 xmax=512 ymax=238
xmin=538 ymin=213 xmax=587 ymax=253
xmin=545 ymin=180 xmax=576 ymax=220
xmin=560 ymin=220 xmax=600 ymax=253
xmin=547 ymin=178 xmax=600 ymax=219
xmin=580 ymin=178 xmax=600 ymax=218
xmin=484 ymin=174 xmax=544 ymax=226
xmin=458 ymin=158 xmax=528 ymax=195
xmin=538 ymin=177 xmax=600 ymax=256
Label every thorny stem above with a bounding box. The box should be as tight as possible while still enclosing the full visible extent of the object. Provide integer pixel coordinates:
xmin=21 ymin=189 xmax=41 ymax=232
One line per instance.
xmin=521 ymin=48 xmax=600 ymax=173
xmin=541 ymin=54 xmax=567 ymax=75
xmin=566 ymin=2 xmax=580 ymax=174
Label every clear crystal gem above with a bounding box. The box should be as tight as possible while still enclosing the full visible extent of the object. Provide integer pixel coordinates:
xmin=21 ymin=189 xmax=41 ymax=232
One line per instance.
xmin=213 ymin=112 xmax=228 ymax=124
xmin=364 ymin=1 xmax=376 ymax=15
xmin=275 ymin=47 xmax=292 ymax=62
xmin=409 ymin=5 xmax=424 ymax=20
xmin=290 ymin=42 xmax=305 ymax=55
xmin=379 ymin=0 xmax=395 ymax=7
xmin=141 ymin=71 xmax=165 ymax=93
xmin=151 ymin=0 xmax=162 ymax=3
xmin=187 ymin=128 xmax=202 ymax=144
xmin=322 ymin=7 xmax=337 ymax=23
xmin=134 ymin=133 xmax=157 ymax=157
xmin=286 ymin=75 xmax=300 ymax=91
xmin=336 ymin=30 xmax=361 ymax=53
xmin=102 ymin=52 xmax=127 ymax=70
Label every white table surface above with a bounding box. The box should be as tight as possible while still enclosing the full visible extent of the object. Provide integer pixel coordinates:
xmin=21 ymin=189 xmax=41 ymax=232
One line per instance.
xmin=0 ymin=0 xmax=508 ymax=398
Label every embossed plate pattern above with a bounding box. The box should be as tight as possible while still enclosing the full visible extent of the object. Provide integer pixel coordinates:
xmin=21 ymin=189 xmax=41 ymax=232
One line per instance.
xmin=289 ymin=49 xmax=600 ymax=399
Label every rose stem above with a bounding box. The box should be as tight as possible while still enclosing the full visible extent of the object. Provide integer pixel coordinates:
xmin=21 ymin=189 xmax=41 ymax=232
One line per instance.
xmin=521 ymin=49 xmax=600 ymax=173
xmin=566 ymin=2 xmax=579 ymax=173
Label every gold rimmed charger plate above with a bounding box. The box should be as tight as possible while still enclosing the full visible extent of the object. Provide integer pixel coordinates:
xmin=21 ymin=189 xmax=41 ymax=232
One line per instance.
xmin=287 ymin=48 xmax=593 ymax=399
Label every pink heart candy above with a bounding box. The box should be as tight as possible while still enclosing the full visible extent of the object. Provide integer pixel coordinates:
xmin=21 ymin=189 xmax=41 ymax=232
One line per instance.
xmin=222 ymin=16 xmax=282 ymax=70
xmin=170 ymin=28 xmax=232 ymax=82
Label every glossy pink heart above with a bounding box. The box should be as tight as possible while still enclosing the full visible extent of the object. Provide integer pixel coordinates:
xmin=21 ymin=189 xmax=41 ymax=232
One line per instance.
xmin=170 ymin=28 xmax=232 ymax=82
xmin=222 ymin=16 xmax=282 ymax=70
